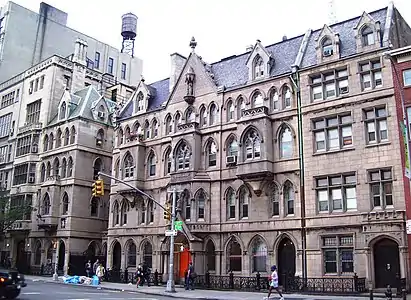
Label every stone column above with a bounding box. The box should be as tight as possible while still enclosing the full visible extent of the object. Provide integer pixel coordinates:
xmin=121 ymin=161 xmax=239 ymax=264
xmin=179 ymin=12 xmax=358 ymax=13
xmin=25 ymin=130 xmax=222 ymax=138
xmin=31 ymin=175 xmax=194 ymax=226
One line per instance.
xmin=295 ymin=249 xmax=303 ymax=277
xmin=64 ymin=242 xmax=70 ymax=276
xmin=399 ymin=246 xmax=407 ymax=279
xmin=121 ymin=250 xmax=126 ymax=271
xmin=364 ymin=247 xmax=372 ymax=284
xmin=243 ymin=250 xmax=249 ymax=275
xmin=215 ymin=250 xmax=222 ymax=275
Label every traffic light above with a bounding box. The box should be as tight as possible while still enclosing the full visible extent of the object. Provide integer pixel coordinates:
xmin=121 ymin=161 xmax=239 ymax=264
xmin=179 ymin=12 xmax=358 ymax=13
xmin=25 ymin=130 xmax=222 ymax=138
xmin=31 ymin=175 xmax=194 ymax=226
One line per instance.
xmin=92 ymin=180 xmax=104 ymax=196
xmin=163 ymin=202 xmax=171 ymax=221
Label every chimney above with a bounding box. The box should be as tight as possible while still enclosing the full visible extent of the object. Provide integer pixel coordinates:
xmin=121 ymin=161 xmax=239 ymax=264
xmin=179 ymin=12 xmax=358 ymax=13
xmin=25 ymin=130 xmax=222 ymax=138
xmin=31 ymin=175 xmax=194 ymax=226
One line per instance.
xmin=246 ymin=45 xmax=254 ymax=52
xmin=73 ymin=38 xmax=88 ymax=66
xmin=169 ymin=53 xmax=187 ymax=93
xmin=71 ymin=39 xmax=88 ymax=93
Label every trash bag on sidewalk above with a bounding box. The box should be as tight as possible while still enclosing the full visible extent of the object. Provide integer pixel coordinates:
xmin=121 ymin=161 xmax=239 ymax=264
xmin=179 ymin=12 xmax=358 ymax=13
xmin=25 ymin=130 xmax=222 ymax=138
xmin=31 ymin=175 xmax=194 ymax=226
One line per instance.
xmin=91 ymin=275 xmax=99 ymax=286
xmin=63 ymin=275 xmax=80 ymax=284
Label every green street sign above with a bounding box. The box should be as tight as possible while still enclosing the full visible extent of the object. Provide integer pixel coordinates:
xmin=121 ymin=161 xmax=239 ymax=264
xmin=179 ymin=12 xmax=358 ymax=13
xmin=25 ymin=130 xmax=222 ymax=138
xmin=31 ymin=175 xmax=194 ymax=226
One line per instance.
xmin=174 ymin=221 xmax=183 ymax=231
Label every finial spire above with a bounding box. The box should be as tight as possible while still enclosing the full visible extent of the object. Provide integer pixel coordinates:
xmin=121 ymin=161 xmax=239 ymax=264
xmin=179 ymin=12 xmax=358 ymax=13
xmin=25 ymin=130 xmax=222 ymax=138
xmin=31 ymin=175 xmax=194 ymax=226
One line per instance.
xmin=189 ymin=37 xmax=197 ymax=52
xmin=141 ymin=75 xmax=145 ymax=82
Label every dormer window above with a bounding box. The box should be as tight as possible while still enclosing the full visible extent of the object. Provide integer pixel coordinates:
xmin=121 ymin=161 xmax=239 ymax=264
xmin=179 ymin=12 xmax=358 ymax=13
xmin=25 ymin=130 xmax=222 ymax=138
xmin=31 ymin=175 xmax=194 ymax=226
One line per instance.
xmin=322 ymin=38 xmax=333 ymax=57
xmin=361 ymin=26 xmax=375 ymax=46
xmin=135 ymin=92 xmax=144 ymax=113
xmin=59 ymin=102 xmax=66 ymax=120
xmin=97 ymin=105 xmax=105 ymax=119
xmin=253 ymin=55 xmax=264 ymax=79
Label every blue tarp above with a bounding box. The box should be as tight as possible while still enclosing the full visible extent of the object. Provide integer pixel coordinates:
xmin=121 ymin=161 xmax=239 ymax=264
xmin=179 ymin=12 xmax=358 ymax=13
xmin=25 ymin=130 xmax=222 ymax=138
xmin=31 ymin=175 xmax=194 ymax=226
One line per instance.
xmin=63 ymin=275 xmax=81 ymax=284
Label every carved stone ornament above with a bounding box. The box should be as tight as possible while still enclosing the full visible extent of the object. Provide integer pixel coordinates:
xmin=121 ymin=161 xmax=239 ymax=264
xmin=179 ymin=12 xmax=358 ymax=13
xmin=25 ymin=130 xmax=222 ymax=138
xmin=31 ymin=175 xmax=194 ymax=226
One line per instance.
xmin=184 ymin=66 xmax=196 ymax=104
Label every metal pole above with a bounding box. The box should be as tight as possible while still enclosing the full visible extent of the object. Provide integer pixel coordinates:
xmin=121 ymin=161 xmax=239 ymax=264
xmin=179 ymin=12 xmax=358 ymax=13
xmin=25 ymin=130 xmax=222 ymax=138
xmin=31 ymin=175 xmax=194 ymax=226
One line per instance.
xmin=166 ymin=188 xmax=177 ymax=293
xmin=53 ymin=242 xmax=58 ymax=281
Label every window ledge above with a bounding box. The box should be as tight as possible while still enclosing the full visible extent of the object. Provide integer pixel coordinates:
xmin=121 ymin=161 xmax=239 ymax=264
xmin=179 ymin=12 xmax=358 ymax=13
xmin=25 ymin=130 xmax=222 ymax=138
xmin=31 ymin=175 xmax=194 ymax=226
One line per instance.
xmin=365 ymin=141 xmax=390 ymax=148
xmin=313 ymin=147 xmax=355 ymax=156
xmin=285 ymin=214 xmax=295 ymax=217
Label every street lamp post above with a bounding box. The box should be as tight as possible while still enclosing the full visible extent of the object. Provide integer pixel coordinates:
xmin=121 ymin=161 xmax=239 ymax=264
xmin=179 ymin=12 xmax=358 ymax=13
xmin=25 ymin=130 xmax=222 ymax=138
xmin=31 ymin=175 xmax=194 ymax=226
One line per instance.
xmin=166 ymin=188 xmax=177 ymax=293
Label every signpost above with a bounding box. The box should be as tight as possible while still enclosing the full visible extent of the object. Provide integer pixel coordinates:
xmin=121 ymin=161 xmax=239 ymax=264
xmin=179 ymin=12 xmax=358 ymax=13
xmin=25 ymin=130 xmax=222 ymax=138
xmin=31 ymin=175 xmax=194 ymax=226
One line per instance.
xmin=174 ymin=221 xmax=183 ymax=231
xmin=165 ymin=230 xmax=177 ymax=236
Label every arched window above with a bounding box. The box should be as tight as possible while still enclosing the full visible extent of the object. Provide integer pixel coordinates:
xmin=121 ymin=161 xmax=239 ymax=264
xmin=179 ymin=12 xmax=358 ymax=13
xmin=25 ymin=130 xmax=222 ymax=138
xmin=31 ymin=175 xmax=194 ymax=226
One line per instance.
xmin=362 ymin=26 xmax=375 ymax=46
xmin=239 ymin=186 xmax=249 ymax=219
xmin=123 ymin=153 xmax=134 ymax=178
xmin=147 ymin=152 xmax=156 ymax=177
xmin=200 ymin=106 xmax=207 ymax=127
xmin=209 ymin=104 xmax=217 ymax=125
xmin=48 ymin=133 xmax=54 ymax=150
xmin=226 ymin=188 xmax=236 ymax=219
xmin=322 ymin=38 xmax=333 ymax=56
xmin=96 ymin=129 xmax=104 ymax=146
xmin=176 ymin=142 xmax=191 ymax=170
xmin=40 ymin=163 xmax=46 ymax=182
xmin=227 ymin=100 xmax=235 ymax=121
xmin=117 ymin=128 xmax=124 ymax=146
xmin=280 ymin=126 xmax=293 ymax=159
xmin=253 ymin=55 xmax=264 ymax=79
xmin=34 ymin=241 xmax=41 ymax=265
xmin=127 ymin=242 xmax=136 ymax=267
xmin=148 ymin=201 xmax=154 ymax=223
xmin=125 ymin=126 xmax=131 ymax=139
xmin=184 ymin=197 xmax=191 ymax=221
xmin=43 ymin=135 xmax=49 ymax=152
xmin=61 ymin=158 xmax=67 ymax=178
xmin=244 ymin=129 xmax=261 ymax=160
xmin=205 ymin=240 xmax=216 ymax=271
xmin=140 ymin=201 xmax=146 ymax=225
xmin=252 ymin=92 xmax=264 ymax=107
xmin=62 ymin=193 xmax=69 ymax=215
xmin=142 ymin=242 xmax=153 ymax=268
xmin=46 ymin=162 xmax=51 ymax=178
xmin=151 ymin=119 xmax=159 ymax=138
xmin=114 ymin=158 xmax=120 ymax=179
xmin=144 ymin=121 xmax=150 ymax=139
xmin=53 ymin=158 xmax=59 ymax=177
xmin=271 ymin=184 xmax=280 ymax=216
xmin=133 ymin=122 xmax=141 ymax=135
xmin=42 ymin=194 xmax=51 ymax=215
xmin=113 ymin=201 xmax=120 ymax=226
xmin=59 ymin=102 xmax=67 ymax=120
xmin=207 ymin=140 xmax=217 ymax=167
xmin=91 ymin=197 xmax=98 ymax=217
xmin=186 ymin=107 xmax=195 ymax=123
xmin=174 ymin=112 xmax=181 ymax=131
xmin=196 ymin=189 xmax=206 ymax=220
xmin=227 ymin=238 xmax=242 ymax=272
xmin=93 ymin=158 xmax=102 ymax=180
xmin=56 ymin=129 xmax=62 ymax=148
xmin=135 ymin=92 xmax=144 ymax=112
xmin=271 ymin=90 xmax=279 ymax=110
xmin=67 ymin=157 xmax=73 ymax=177
xmin=121 ymin=200 xmax=129 ymax=225
xmin=164 ymin=147 xmax=172 ymax=175
xmin=227 ymin=137 xmax=238 ymax=159
xmin=237 ymin=97 xmax=245 ymax=119
xmin=165 ymin=115 xmax=172 ymax=135
xmin=251 ymin=237 xmax=267 ymax=272
xmin=70 ymin=126 xmax=76 ymax=144
xmin=283 ymin=86 xmax=292 ymax=108
xmin=64 ymin=128 xmax=70 ymax=146
xmin=284 ymin=181 xmax=295 ymax=215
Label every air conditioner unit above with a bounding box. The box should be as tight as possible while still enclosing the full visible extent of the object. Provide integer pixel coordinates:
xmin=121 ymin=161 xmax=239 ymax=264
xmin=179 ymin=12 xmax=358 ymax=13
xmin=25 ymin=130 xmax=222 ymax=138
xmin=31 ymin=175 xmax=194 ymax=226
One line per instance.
xmin=31 ymin=145 xmax=38 ymax=153
xmin=226 ymin=156 xmax=237 ymax=165
xmin=29 ymin=87 xmax=33 ymax=94
xmin=323 ymin=49 xmax=333 ymax=57
xmin=98 ymin=111 xmax=105 ymax=118
xmin=339 ymin=87 xmax=349 ymax=94
xmin=28 ymin=176 xmax=35 ymax=183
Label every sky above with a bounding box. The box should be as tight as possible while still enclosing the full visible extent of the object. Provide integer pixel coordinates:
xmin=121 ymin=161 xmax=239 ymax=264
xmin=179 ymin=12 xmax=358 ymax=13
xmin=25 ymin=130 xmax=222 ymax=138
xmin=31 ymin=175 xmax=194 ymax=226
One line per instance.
xmin=1 ymin=0 xmax=411 ymax=83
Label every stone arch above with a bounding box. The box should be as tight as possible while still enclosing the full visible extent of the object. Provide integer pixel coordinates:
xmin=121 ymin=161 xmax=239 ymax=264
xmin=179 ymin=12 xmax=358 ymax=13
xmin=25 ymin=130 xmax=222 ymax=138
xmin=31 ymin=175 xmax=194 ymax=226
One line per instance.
xmin=145 ymin=147 xmax=158 ymax=164
xmin=162 ymin=145 xmax=172 ymax=161
xmin=193 ymin=187 xmax=208 ymax=199
xmin=268 ymin=86 xmax=278 ymax=97
xmin=139 ymin=237 xmax=154 ymax=252
xmin=249 ymin=88 xmax=266 ymax=103
xmin=235 ymin=94 xmax=247 ymax=107
xmin=281 ymin=178 xmax=297 ymax=193
xmin=202 ymin=136 xmax=218 ymax=154
xmin=87 ymin=240 xmax=102 ymax=256
xmin=247 ymin=234 xmax=269 ymax=252
xmin=273 ymin=232 xmax=299 ymax=251
xmin=279 ymin=83 xmax=293 ymax=96
xmin=204 ymin=237 xmax=217 ymax=272
xmin=224 ymin=97 xmax=234 ymax=108
xmin=140 ymin=239 xmax=153 ymax=267
xmin=132 ymin=120 xmax=141 ymax=133
xmin=109 ymin=238 xmax=122 ymax=253
xmin=173 ymin=110 xmax=183 ymax=119
xmin=224 ymin=133 xmax=238 ymax=151
xmin=224 ymin=186 xmax=235 ymax=201
xmin=164 ymin=113 xmax=173 ymax=124
xmin=122 ymin=150 xmax=134 ymax=164
xmin=224 ymin=234 xmax=245 ymax=253
xmin=184 ymin=105 xmax=196 ymax=121
xmin=207 ymin=101 xmax=218 ymax=111
xmin=173 ymin=138 xmax=191 ymax=157
xmin=368 ymin=234 xmax=402 ymax=248
xmin=275 ymin=122 xmax=296 ymax=141
xmin=124 ymin=238 xmax=137 ymax=249
xmin=239 ymin=125 xmax=263 ymax=145
xmin=236 ymin=183 xmax=252 ymax=199
xmin=248 ymin=234 xmax=269 ymax=273
xmin=260 ymin=180 xmax=281 ymax=196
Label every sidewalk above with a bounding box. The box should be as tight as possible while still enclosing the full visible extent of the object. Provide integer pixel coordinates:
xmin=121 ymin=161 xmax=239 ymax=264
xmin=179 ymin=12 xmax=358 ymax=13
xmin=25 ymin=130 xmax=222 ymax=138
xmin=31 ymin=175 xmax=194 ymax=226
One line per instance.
xmin=24 ymin=275 xmax=397 ymax=300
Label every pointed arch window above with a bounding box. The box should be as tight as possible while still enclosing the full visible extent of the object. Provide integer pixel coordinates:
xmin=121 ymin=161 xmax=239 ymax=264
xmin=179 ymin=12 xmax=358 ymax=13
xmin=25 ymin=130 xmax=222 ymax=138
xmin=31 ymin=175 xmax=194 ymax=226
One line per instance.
xmin=114 ymin=158 xmax=120 ymax=179
xmin=200 ymin=107 xmax=207 ymax=127
xmin=227 ymin=100 xmax=234 ymax=121
xmin=59 ymin=102 xmax=67 ymax=120
xmin=205 ymin=240 xmax=216 ymax=271
xmin=148 ymin=152 xmax=156 ymax=177
xmin=186 ymin=107 xmax=195 ymax=123
xmin=93 ymin=158 xmax=102 ymax=180
xmin=251 ymin=237 xmax=267 ymax=272
xmin=113 ymin=201 xmax=120 ymax=226
xmin=209 ymin=104 xmax=217 ymax=125
xmin=152 ymin=119 xmax=159 ymax=138
xmin=253 ymin=55 xmax=264 ymax=79
xmin=142 ymin=242 xmax=153 ymax=268
xmin=96 ymin=129 xmax=104 ymax=146
xmin=280 ymin=127 xmax=293 ymax=159
xmin=136 ymin=92 xmax=144 ymax=112
xmin=43 ymin=135 xmax=49 ymax=152
xmin=283 ymin=87 xmax=292 ymax=108
xmin=62 ymin=193 xmax=69 ymax=215
xmin=61 ymin=158 xmax=67 ymax=178
xmin=140 ymin=201 xmax=146 ymax=225
xmin=42 ymin=194 xmax=51 ymax=215
xmin=270 ymin=184 xmax=280 ymax=216
xmin=226 ymin=188 xmax=236 ymax=219
xmin=165 ymin=115 xmax=173 ymax=135
xmin=322 ymin=38 xmax=333 ymax=56
xmin=70 ymin=126 xmax=76 ymax=144
xmin=46 ymin=162 xmax=51 ymax=178
xmin=239 ymin=186 xmax=249 ymax=218
xmin=207 ymin=141 xmax=217 ymax=167
xmin=48 ymin=133 xmax=54 ymax=150
xmin=362 ymin=26 xmax=375 ymax=46
xmin=123 ymin=153 xmax=134 ymax=178
xmin=237 ymin=98 xmax=245 ymax=119
xmin=117 ymin=128 xmax=124 ymax=146
xmin=34 ymin=242 xmax=41 ymax=265
xmin=91 ymin=197 xmax=98 ymax=216
xmin=271 ymin=90 xmax=279 ymax=110
xmin=176 ymin=142 xmax=191 ymax=170
xmin=164 ymin=148 xmax=172 ymax=175
xmin=284 ymin=181 xmax=295 ymax=215
xmin=184 ymin=197 xmax=191 ymax=221
xmin=127 ymin=242 xmax=137 ymax=267
xmin=56 ymin=129 xmax=62 ymax=148
xmin=133 ymin=122 xmax=141 ymax=135
xmin=174 ymin=113 xmax=181 ymax=131
xmin=64 ymin=128 xmax=70 ymax=146
xmin=53 ymin=158 xmax=60 ymax=177
xmin=40 ymin=163 xmax=46 ymax=182
xmin=144 ymin=121 xmax=150 ymax=139
xmin=227 ymin=239 xmax=242 ymax=272
xmin=148 ymin=201 xmax=154 ymax=223
xmin=121 ymin=200 xmax=129 ymax=225
xmin=196 ymin=189 xmax=206 ymax=220
xmin=244 ymin=129 xmax=261 ymax=160
xmin=67 ymin=157 xmax=73 ymax=177
xmin=227 ymin=137 xmax=238 ymax=158
xmin=252 ymin=92 xmax=264 ymax=107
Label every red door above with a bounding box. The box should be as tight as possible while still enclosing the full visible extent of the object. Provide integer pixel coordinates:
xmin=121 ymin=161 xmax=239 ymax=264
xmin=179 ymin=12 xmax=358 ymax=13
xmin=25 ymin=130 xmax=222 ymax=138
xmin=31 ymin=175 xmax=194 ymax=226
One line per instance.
xmin=179 ymin=248 xmax=191 ymax=279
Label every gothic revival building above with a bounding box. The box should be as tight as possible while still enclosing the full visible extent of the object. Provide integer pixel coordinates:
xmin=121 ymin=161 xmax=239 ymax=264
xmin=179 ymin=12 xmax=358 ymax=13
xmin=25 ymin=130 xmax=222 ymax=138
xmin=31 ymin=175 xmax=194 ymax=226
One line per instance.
xmin=108 ymin=4 xmax=411 ymax=289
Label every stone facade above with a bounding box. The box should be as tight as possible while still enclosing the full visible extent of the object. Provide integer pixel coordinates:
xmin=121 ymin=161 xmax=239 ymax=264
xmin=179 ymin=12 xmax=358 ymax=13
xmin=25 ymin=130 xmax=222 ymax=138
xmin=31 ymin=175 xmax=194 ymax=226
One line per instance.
xmin=107 ymin=5 xmax=411 ymax=289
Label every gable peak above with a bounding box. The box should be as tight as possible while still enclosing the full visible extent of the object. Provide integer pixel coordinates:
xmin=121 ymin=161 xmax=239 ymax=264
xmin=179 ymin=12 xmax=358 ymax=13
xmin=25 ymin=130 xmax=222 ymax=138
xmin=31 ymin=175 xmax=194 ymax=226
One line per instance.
xmin=190 ymin=37 xmax=197 ymax=53
xmin=354 ymin=11 xmax=377 ymax=29
xmin=316 ymin=24 xmax=337 ymax=41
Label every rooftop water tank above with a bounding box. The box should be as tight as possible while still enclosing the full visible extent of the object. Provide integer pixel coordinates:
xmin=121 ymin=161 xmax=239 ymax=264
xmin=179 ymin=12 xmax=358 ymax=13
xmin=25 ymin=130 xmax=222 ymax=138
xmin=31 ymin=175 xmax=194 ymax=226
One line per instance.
xmin=121 ymin=13 xmax=137 ymax=39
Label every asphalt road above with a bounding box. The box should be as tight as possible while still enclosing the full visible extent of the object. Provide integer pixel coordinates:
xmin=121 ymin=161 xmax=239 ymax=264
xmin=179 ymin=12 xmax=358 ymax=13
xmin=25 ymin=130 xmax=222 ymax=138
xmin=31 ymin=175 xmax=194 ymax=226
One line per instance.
xmin=17 ymin=281 xmax=172 ymax=300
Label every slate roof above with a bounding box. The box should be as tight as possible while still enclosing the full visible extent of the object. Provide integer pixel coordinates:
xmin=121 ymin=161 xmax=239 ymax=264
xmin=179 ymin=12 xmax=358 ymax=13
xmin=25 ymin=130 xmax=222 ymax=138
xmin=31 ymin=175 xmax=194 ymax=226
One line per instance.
xmin=119 ymin=6 xmax=390 ymax=120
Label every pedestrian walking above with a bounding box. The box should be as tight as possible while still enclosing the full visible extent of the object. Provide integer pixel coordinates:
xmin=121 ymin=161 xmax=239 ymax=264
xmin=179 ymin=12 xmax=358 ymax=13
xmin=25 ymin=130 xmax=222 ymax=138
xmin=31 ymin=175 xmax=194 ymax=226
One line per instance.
xmin=96 ymin=263 xmax=105 ymax=284
xmin=135 ymin=264 xmax=143 ymax=288
xmin=85 ymin=260 xmax=92 ymax=277
xmin=185 ymin=261 xmax=196 ymax=290
xmin=265 ymin=265 xmax=284 ymax=300
xmin=142 ymin=263 xmax=151 ymax=287
xmin=93 ymin=259 xmax=99 ymax=276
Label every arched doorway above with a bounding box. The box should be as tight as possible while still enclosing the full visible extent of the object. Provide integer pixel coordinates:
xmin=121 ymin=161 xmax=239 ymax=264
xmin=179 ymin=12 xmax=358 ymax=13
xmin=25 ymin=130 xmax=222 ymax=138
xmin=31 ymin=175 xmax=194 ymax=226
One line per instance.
xmin=373 ymin=238 xmax=400 ymax=288
xmin=58 ymin=241 xmax=65 ymax=272
xmin=112 ymin=241 xmax=121 ymax=270
xmin=277 ymin=237 xmax=296 ymax=285
xmin=174 ymin=233 xmax=190 ymax=284
xmin=86 ymin=242 xmax=96 ymax=262
xmin=16 ymin=240 xmax=28 ymax=273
